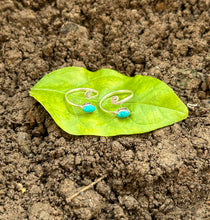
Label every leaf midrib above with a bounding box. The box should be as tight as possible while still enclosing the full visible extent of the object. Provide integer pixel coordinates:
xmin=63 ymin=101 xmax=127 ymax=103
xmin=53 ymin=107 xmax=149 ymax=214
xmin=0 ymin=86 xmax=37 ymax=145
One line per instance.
xmin=31 ymin=88 xmax=186 ymax=114
xmin=31 ymin=88 xmax=65 ymax=94
xmin=127 ymin=102 xmax=186 ymax=114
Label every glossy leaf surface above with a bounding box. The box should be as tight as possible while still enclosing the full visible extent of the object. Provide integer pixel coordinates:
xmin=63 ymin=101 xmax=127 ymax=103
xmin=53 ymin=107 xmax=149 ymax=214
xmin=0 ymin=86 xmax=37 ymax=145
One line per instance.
xmin=30 ymin=67 xmax=188 ymax=136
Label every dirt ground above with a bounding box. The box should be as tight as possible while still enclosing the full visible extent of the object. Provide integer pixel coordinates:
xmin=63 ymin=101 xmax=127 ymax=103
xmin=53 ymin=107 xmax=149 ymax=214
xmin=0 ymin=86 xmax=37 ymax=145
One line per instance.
xmin=0 ymin=0 xmax=209 ymax=219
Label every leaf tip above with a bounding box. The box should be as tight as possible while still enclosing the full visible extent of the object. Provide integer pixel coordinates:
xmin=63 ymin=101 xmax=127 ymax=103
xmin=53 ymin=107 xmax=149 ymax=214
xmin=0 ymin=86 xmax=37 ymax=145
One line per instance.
xmin=29 ymin=88 xmax=33 ymax=97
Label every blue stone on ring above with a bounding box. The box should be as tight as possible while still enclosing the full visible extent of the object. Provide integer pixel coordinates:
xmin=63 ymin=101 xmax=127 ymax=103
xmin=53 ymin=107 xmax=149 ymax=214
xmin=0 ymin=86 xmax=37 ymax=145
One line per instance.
xmin=117 ymin=108 xmax=130 ymax=118
xmin=82 ymin=104 xmax=96 ymax=113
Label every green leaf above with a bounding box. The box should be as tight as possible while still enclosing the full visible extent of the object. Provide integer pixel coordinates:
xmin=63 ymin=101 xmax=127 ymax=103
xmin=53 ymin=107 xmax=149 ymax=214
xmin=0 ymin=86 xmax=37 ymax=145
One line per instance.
xmin=30 ymin=67 xmax=188 ymax=136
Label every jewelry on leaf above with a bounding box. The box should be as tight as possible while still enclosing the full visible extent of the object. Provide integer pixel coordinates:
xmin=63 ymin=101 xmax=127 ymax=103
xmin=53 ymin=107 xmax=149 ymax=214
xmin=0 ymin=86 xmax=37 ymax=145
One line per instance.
xmin=65 ymin=88 xmax=98 ymax=113
xmin=99 ymin=90 xmax=133 ymax=118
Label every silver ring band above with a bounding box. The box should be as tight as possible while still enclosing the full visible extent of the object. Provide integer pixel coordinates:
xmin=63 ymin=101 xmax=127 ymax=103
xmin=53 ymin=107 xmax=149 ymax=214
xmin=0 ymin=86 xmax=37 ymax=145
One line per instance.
xmin=65 ymin=88 xmax=98 ymax=108
xmin=99 ymin=90 xmax=133 ymax=114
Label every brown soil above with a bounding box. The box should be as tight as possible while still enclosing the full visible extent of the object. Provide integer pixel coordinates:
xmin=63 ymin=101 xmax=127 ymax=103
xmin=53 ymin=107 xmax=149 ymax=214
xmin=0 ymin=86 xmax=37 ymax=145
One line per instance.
xmin=0 ymin=0 xmax=210 ymax=219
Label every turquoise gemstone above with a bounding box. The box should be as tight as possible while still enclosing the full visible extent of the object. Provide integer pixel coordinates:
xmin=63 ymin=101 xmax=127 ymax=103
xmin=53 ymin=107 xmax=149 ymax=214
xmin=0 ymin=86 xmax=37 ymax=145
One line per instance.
xmin=82 ymin=104 xmax=95 ymax=113
xmin=117 ymin=110 xmax=130 ymax=118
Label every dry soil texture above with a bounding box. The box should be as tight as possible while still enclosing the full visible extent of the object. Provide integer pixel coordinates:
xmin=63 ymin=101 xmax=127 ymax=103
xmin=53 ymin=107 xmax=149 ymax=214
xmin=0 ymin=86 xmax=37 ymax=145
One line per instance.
xmin=0 ymin=0 xmax=210 ymax=219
